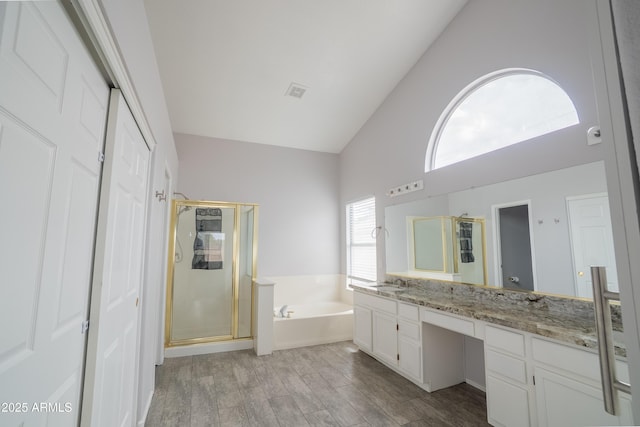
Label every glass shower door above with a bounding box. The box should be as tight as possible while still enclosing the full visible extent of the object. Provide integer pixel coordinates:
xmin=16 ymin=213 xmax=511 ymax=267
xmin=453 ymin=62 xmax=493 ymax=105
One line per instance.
xmin=170 ymin=203 xmax=236 ymax=342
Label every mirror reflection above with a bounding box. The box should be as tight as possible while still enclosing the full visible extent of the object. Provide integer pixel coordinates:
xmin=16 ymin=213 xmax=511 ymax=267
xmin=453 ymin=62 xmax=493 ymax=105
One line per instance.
xmin=409 ymin=216 xmax=487 ymax=286
xmin=385 ymin=161 xmax=617 ymax=299
xmin=412 ymin=217 xmax=450 ymax=272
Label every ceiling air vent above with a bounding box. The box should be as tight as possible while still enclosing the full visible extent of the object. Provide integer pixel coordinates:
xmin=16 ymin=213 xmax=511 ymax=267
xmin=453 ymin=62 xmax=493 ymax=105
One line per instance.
xmin=285 ymin=82 xmax=307 ymax=99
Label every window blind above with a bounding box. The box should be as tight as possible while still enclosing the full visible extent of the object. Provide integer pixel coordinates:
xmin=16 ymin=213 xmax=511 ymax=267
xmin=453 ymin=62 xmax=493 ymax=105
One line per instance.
xmin=346 ymin=197 xmax=377 ymax=284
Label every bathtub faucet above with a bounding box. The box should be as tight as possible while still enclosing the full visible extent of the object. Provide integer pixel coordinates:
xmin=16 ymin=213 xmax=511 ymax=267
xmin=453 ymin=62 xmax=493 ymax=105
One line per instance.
xmin=279 ymin=305 xmax=288 ymax=318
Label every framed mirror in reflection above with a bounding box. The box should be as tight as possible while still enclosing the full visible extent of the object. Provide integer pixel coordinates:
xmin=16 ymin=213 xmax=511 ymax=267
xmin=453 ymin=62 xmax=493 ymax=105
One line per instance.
xmin=409 ymin=216 xmax=487 ymax=286
xmin=385 ymin=161 xmax=617 ymax=300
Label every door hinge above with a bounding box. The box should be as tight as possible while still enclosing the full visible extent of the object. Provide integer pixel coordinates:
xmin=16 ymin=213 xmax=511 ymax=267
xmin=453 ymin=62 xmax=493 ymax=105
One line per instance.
xmin=396 ymin=324 xmax=399 ymax=331
xmin=397 ymin=354 xmax=400 ymax=361
xmin=81 ymin=320 xmax=90 ymax=334
xmin=98 ymin=151 xmax=105 ymax=163
xmin=533 ymin=375 xmax=536 ymax=386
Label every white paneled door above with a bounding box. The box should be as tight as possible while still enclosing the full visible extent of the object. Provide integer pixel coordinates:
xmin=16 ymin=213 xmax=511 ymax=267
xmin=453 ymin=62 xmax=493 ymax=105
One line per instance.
xmin=0 ymin=2 xmax=109 ymax=425
xmin=567 ymin=194 xmax=618 ymax=298
xmin=81 ymin=89 xmax=150 ymax=427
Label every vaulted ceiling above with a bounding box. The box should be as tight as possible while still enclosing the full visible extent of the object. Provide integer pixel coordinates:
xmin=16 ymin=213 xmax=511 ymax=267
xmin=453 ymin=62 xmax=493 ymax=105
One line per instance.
xmin=144 ymin=0 xmax=467 ymax=153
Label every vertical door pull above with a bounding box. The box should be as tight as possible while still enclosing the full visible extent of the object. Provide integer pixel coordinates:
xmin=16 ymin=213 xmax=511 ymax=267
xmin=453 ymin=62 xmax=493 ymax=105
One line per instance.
xmin=591 ymin=266 xmax=631 ymax=415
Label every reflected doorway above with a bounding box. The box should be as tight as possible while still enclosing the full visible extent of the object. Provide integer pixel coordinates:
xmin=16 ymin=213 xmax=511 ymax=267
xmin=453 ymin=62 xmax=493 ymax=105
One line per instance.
xmin=494 ymin=202 xmax=535 ymax=291
xmin=566 ymin=193 xmax=618 ymax=298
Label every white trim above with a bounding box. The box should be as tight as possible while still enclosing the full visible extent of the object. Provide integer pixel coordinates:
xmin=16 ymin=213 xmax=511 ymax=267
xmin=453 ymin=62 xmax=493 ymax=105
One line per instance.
xmin=156 ymin=163 xmax=172 ymax=366
xmin=69 ymin=0 xmax=156 ymax=151
xmin=565 ymin=192 xmax=608 ymax=202
xmin=346 ymin=196 xmax=377 ymax=284
xmin=587 ymin=1 xmax=640 ymax=421
xmin=425 ymin=68 xmax=578 ymax=172
xmin=465 ymin=379 xmax=486 ymax=393
xmin=491 ymin=200 xmax=538 ymax=291
xmin=164 ymin=339 xmax=254 ymax=358
xmin=137 ymin=392 xmax=154 ymax=427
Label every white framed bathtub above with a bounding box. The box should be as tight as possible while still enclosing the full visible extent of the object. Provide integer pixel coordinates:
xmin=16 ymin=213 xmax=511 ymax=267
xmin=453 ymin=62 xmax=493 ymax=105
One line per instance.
xmin=271 ymin=275 xmax=353 ymax=350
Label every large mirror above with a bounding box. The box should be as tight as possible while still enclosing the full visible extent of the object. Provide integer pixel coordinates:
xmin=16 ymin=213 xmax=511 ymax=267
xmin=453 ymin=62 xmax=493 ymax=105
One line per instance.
xmin=385 ymin=161 xmax=617 ymax=299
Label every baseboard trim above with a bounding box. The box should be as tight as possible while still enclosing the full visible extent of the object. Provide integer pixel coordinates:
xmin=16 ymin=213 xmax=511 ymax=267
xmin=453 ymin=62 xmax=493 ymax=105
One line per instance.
xmin=137 ymin=390 xmax=154 ymax=427
xmin=465 ymin=378 xmax=486 ymax=393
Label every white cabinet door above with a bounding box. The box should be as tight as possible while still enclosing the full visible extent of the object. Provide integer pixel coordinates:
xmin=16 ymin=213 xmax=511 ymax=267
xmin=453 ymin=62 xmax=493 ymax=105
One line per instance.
xmin=372 ymin=311 xmax=398 ymax=366
xmin=81 ymin=90 xmax=150 ymax=427
xmin=354 ymin=305 xmax=372 ymax=352
xmin=398 ymin=336 xmax=422 ymax=381
xmin=0 ymin=3 xmax=109 ymax=425
xmin=486 ymin=375 xmax=531 ymax=427
xmin=535 ymin=367 xmax=633 ymax=427
xmin=398 ymin=319 xmax=422 ymax=381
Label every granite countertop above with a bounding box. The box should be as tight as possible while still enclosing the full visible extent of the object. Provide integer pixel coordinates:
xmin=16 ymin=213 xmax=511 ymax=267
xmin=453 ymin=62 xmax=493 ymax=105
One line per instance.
xmin=351 ymin=278 xmax=626 ymax=358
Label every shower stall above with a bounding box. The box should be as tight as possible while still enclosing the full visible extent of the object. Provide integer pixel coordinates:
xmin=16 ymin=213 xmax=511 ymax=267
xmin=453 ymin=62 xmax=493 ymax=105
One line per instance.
xmin=165 ymin=199 xmax=258 ymax=349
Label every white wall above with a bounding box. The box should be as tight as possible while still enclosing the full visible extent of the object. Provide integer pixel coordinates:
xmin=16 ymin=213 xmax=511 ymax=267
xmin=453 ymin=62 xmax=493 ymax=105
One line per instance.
xmin=448 ymin=161 xmax=608 ymax=296
xmin=339 ymin=0 xmax=606 ymax=280
xmin=175 ymin=133 xmax=340 ymax=277
xmin=339 ymin=0 xmax=608 ymax=394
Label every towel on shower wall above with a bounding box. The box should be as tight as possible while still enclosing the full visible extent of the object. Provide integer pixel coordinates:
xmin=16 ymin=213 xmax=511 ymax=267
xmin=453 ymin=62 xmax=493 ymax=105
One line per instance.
xmin=192 ymin=208 xmax=224 ymax=269
xmin=195 ymin=208 xmax=222 ymax=232
xmin=459 ymin=222 xmax=475 ymax=263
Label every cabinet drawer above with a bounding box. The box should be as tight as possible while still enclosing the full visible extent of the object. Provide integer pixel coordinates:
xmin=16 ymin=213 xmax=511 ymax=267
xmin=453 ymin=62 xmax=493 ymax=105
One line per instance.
xmin=353 ymin=291 xmax=370 ymax=306
xmin=486 ymin=349 xmax=527 ymax=384
xmin=485 ymin=325 xmax=525 ymax=357
xmin=398 ymin=320 xmax=421 ymax=342
xmin=398 ymin=302 xmax=419 ymax=321
xmin=354 ymin=292 xmax=396 ymax=314
xmin=420 ymin=309 xmax=475 ymax=336
xmin=531 ymin=338 xmax=629 ymax=384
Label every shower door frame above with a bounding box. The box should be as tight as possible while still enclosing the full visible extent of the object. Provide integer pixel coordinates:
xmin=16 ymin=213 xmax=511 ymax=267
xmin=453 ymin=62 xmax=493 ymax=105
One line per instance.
xmin=164 ymin=199 xmax=259 ymax=348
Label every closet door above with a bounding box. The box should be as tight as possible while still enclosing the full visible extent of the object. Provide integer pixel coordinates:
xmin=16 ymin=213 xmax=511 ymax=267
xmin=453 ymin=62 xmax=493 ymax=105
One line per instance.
xmin=81 ymin=89 xmax=150 ymax=427
xmin=0 ymin=2 xmax=109 ymax=425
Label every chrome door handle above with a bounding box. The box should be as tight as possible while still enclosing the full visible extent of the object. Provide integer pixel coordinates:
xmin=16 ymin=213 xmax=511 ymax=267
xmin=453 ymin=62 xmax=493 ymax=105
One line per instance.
xmin=591 ymin=266 xmax=631 ymax=415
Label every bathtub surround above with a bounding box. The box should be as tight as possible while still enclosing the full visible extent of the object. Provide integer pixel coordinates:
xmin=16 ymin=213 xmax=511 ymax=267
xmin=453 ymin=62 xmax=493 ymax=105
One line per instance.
xmin=271 ymin=274 xmax=353 ymax=350
xmin=271 ymin=274 xmax=352 ymax=308
xmin=253 ymin=278 xmax=275 ymax=356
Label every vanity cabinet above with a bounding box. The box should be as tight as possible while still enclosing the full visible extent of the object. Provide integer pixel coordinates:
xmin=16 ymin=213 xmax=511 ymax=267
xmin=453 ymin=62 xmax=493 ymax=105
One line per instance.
xmin=397 ymin=303 xmax=422 ymax=381
xmin=531 ymin=337 xmax=633 ymax=426
xmin=484 ymin=325 xmax=532 ymax=427
xmin=353 ymin=293 xmax=423 ymax=383
xmin=353 ymin=305 xmax=372 ymax=352
xmin=483 ymin=324 xmax=634 ymax=427
xmin=372 ymin=310 xmax=398 ymax=366
xmin=353 ymin=289 xmax=633 ymax=427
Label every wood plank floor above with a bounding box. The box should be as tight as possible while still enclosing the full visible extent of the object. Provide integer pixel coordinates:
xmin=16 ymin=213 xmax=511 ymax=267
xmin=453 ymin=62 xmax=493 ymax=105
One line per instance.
xmin=145 ymin=341 xmax=489 ymax=426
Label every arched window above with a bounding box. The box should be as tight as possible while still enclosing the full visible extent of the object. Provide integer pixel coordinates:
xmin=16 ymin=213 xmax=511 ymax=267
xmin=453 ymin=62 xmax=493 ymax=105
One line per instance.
xmin=425 ymin=69 xmax=579 ymax=171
